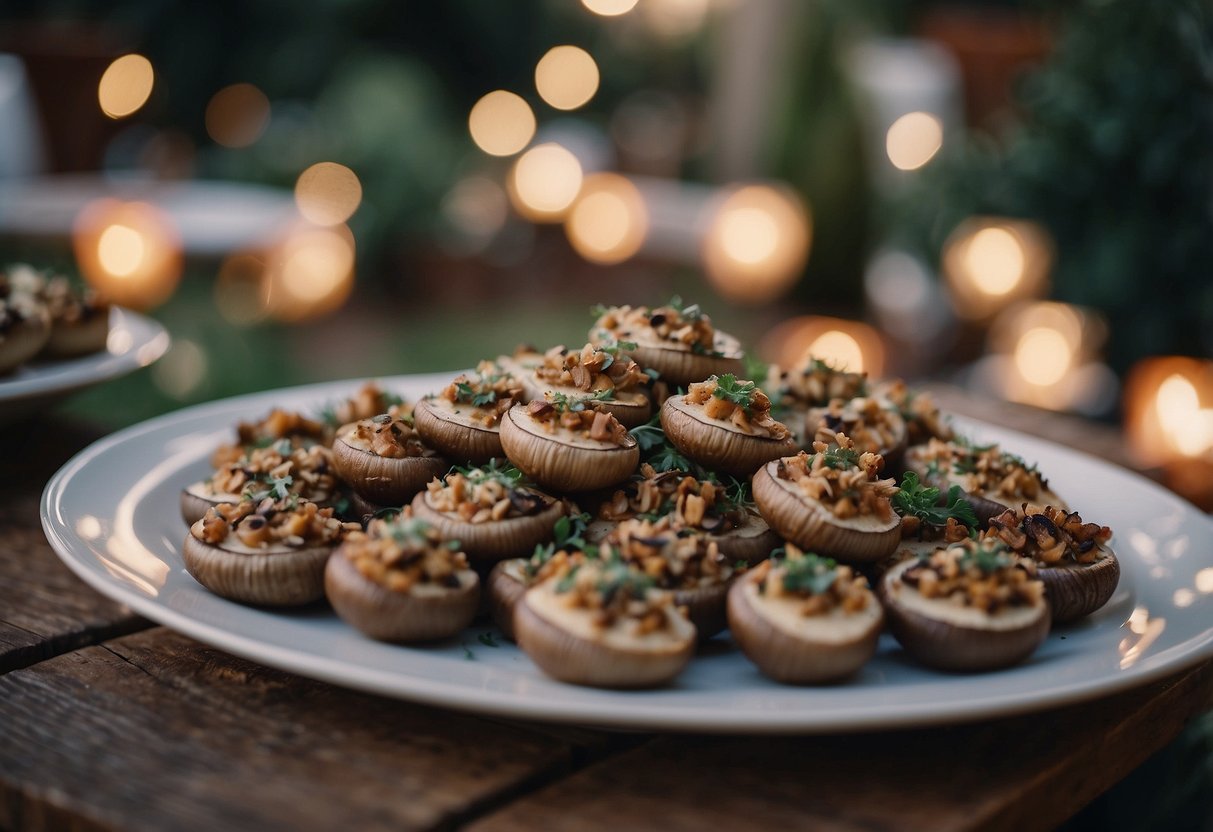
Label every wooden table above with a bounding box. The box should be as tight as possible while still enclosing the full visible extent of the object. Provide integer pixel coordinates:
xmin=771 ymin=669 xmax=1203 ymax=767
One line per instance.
xmin=3 ymin=397 xmax=1211 ymax=832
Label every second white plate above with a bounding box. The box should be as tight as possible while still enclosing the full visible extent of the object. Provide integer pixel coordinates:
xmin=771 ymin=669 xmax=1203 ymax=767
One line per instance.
xmin=41 ymin=373 xmax=1213 ymax=733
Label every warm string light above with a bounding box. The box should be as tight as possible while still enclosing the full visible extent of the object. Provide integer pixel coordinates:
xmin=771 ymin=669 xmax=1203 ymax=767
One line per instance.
xmin=468 ymin=91 xmax=536 ymax=157
xmin=1125 ymin=358 xmax=1213 ymax=467
xmin=205 ymin=83 xmax=271 ymax=148
xmin=564 ymin=173 xmax=648 ymax=264
xmin=294 ymin=162 xmax=363 ymax=226
xmin=581 ymin=0 xmax=639 ymax=16
xmin=72 ymin=199 xmax=182 ymax=309
xmin=98 ymin=54 xmax=154 ymax=119
xmin=509 ymin=143 xmax=584 ymax=222
xmin=262 ymin=222 xmax=356 ymax=322
xmin=942 ymin=217 xmax=1052 ymax=320
xmin=702 ymin=185 xmax=811 ymax=304
xmin=885 ymin=111 xmax=943 ymax=171
xmin=535 ymin=46 xmax=600 ymax=111
xmin=757 ymin=316 xmax=885 ymax=378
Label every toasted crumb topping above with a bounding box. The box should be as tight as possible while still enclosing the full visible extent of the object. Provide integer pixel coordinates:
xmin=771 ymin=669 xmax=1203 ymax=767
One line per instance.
xmin=985 ymin=504 xmax=1112 ymax=566
xmin=441 ymin=360 xmax=524 ymax=427
xmin=322 ymin=382 xmax=405 ymax=429
xmin=339 ymin=514 xmax=470 ymax=593
xmin=684 ymin=375 xmax=791 ymax=440
xmin=878 ymin=380 xmax=953 ymax=445
xmin=899 ymin=538 xmax=1043 ymax=614
xmin=194 ymin=499 xmax=356 ymax=550
xmin=775 ymin=434 xmax=898 ymax=521
xmin=426 ymin=464 xmax=554 ymax=523
xmin=754 ymin=544 xmax=871 ymax=615
xmin=343 ymin=405 xmax=437 ymax=459
xmin=208 ymin=441 xmax=338 ymax=504
xmin=915 ymin=438 xmax=1050 ymax=501
xmin=775 ymin=356 xmax=868 ymax=407
xmin=809 ymin=397 xmax=902 ymax=454
xmin=606 ymin=517 xmax=737 ymax=590
xmin=598 ymin=463 xmax=751 ymax=534
xmin=591 ymin=299 xmax=724 ymax=356
xmin=543 ymin=555 xmax=679 ymax=635
xmin=535 ymin=342 xmax=649 ymax=394
xmin=900 ymin=515 xmax=972 ymax=544
xmin=212 ymin=409 xmax=329 ymax=468
xmin=525 ymin=394 xmax=633 ymax=446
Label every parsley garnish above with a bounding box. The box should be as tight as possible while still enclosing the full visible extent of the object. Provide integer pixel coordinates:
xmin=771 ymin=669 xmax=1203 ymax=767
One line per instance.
xmin=819 ymin=444 xmax=861 ymax=470
xmin=245 ymin=474 xmax=294 ymax=503
xmin=452 ymin=459 xmax=526 ymax=488
xmin=710 ymin=374 xmax=756 ymax=409
xmin=892 ymin=472 xmax=978 ymax=530
xmin=477 ymin=631 xmax=501 ymax=648
xmin=952 ymin=540 xmax=1016 ymax=574
xmin=549 ymin=389 xmax=613 ymax=412
xmin=774 ymin=552 xmax=839 ymax=596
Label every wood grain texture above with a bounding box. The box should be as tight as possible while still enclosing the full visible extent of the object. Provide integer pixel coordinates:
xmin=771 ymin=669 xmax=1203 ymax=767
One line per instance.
xmin=468 ymin=662 xmax=1213 ymax=832
xmin=0 ymin=628 xmax=618 ymax=832
xmin=0 ymin=419 xmax=149 ymax=673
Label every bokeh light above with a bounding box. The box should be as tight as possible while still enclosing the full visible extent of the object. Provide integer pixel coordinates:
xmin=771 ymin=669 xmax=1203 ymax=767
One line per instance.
xmin=294 ymin=162 xmax=363 ymax=226
xmin=509 ymin=143 xmax=584 ymax=222
xmin=535 ymin=46 xmax=600 ymax=111
xmin=581 ymin=0 xmax=639 ymax=16
xmin=1014 ymin=327 xmax=1072 ymax=387
xmin=442 ymin=176 xmax=509 ymax=242
xmin=640 ymin=0 xmax=713 ymax=38
xmin=98 ymin=54 xmax=154 ymax=119
xmin=942 ymin=217 xmax=1051 ymax=320
xmin=262 ymin=222 xmax=356 ymax=322
xmin=702 ymin=185 xmax=811 ymax=304
xmin=757 ymin=316 xmax=885 ymax=378
xmin=885 ymin=111 xmax=943 ymax=171
xmin=205 ymin=83 xmax=271 ymax=148
xmin=151 ymin=339 xmax=208 ymax=400
xmin=73 ymin=199 xmax=182 ymax=309
xmin=565 ymin=173 xmax=647 ymax=264
xmin=1125 ymin=357 xmax=1213 ymax=466
xmin=468 ymin=91 xmax=536 ymax=157
xmin=214 ymin=253 xmax=270 ymax=326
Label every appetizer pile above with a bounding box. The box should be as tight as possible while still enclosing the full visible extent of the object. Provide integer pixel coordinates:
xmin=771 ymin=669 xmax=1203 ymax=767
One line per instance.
xmin=178 ymin=297 xmax=1120 ymax=689
xmin=0 ymin=264 xmax=111 ymax=374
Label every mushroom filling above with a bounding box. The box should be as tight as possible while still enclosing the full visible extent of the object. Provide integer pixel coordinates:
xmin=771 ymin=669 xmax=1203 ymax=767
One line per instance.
xmin=534 ymin=341 xmax=649 ymax=394
xmin=194 ymin=500 xmax=356 ymax=550
xmin=878 ymin=380 xmax=953 ymax=445
xmin=545 ymin=556 xmax=679 ymax=635
xmin=342 ymin=406 xmax=437 ymax=459
xmin=899 ymin=539 xmax=1044 ymax=614
xmin=808 ymin=397 xmax=902 ymax=453
xmin=774 ymin=357 xmax=868 ymax=408
xmin=754 ymin=545 xmax=871 ymax=615
xmin=319 ymin=382 xmax=405 ymax=430
xmin=684 ymin=375 xmax=791 ymax=440
xmin=10 ymin=268 xmax=109 ymax=327
xmin=525 ymin=394 xmax=633 ymax=446
xmin=425 ymin=464 xmax=554 ymax=523
xmin=207 ymin=441 xmax=338 ymax=504
xmin=598 ymin=464 xmax=751 ymax=534
xmin=917 ymin=438 xmax=1051 ymax=501
xmin=212 ymin=408 xmax=330 ymax=468
xmin=775 ymin=435 xmax=898 ymax=521
xmin=340 ymin=515 xmax=470 ymax=592
xmin=606 ymin=517 xmax=736 ymax=590
xmin=591 ymin=298 xmax=725 ymax=356
xmin=984 ymin=504 xmax=1112 ymax=566
xmin=440 ymin=360 xmax=524 ymax=427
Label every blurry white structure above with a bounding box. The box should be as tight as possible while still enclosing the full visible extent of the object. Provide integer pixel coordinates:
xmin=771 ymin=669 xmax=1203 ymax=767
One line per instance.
xmin=845 ymin=39 xmax=963 ymax=190
xmin=0 ymin=54 xmax=46 ymax=179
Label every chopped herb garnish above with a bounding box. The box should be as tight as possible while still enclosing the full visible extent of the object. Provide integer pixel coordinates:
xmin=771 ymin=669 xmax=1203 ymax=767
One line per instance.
xmin=709 ymin=374 xmax=756 ymax=409
xmin=245 ymin=473 xmax=294 ymax=503
xmin=892 ymin=472 xmax=978 ymax=530
xmin=477 ymin=631 xmax=501 ymax=648
xmin=549 ymin=389 xmax=613 ymax=412
xmin=819 ymin=444 xmax=861 ymax=470
xmin=773 ymin=551 xmax=839 ymax=596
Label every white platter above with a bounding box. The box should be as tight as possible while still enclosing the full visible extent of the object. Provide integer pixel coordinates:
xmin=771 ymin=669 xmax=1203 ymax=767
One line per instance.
xmin=41 ymin=373 xmax=1213 ymax=733
xmin=0 ymin=307 xmax=170 ymax=424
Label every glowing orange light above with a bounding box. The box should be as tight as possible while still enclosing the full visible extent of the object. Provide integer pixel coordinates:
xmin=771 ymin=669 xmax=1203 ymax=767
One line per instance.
xmin=886 ymin=112 xmax=943 ymax=171
xmin=205 ymin=83 xmax=271 ymax=148
xmin=98 ymin=54 xmax=154 ymax=119
xmin=468 ymin=91 xmax=536 ymax=157
xmin=509 ymin=143 xmax=584 ymax=222
xmin=262 ymin=223 xmax=356 ymax=322
xmin=1125 ymin=357 xmax=1213 ymax=467
xmin=73 ymin=199 xmax=182 ymax=309
xmin=581 ymin=0 xmax=639 ymax=16
xmin=214 ymin=253 xmax=269 ymax=326
xmin=535 ymin=46 xmax=600 ymax=111
xmin=564 ymin=173 xmax=647 ymax=264
xmin=757 ymin=316 xmax=885 ymax=378
xmin=702 ymin=185 xmax=811 ymax=304
xmin=942 ymin=217 xmax=1051 ymax=320
xmin=294 ymin=162 xmax=362 ymax=226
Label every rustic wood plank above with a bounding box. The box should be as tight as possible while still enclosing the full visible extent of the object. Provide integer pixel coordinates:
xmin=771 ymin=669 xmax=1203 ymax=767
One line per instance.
xmin=0 ymin=419 xmax=150 ymax=673
xmin=467 ymin=662 xmax=1213 ymax=832
xmin=0 ymin=628 xmax=625 ymax=832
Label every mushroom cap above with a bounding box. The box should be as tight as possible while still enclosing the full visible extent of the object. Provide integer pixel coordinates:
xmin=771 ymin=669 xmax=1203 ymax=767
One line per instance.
xmin=498 ymin=405 xmax=639 ymax=493
xmin=521 ymin=371 xmax=653 ymax=430
xmin=660 ymin=396 xmax=796 ymax=478
xmin=708 ymin=513 xmax=781 ymax=565
xmin=331 ymin=435 xmax=448 ymax=506
xmin=43 ymin=311 xmax=110 ymax=358
xmin=624 ymin=342 xmax=744 ymax=390
xmin=902 ymin=447 xmax=1067 ymax=527
xmin=727 ymin=571 xmax=882 ymax=684
xmin=324 ymin=550 xmax=480 ymax=643
xmin=1038 ymin=552 xmax=1121 ymax=625
xmin=0 ymin=307 xmax=51 ymax=374
xmin=880 ymin=558 xmax=1050 ymax=672
xmin=487 ymin=558 xmax=528 ymax=640
xmin=751 ymin=461 xmax=902 ymax=563
xmin=514 ymin=583 xmax=695 ymax=688
xmin=804 ymin=398 xmax=908 ymax=467
xmin=410 ymin=490 xmax=565 ymax=565
xmin=179 ymin=484 xmax=238 ymax=527
xmin=412 ymin=397 xmax=505 ymax=465
xmin=181 ymin=531 xmax=332 ymax=606
xmin=675 ymin=581 xmax=731 ymax=642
